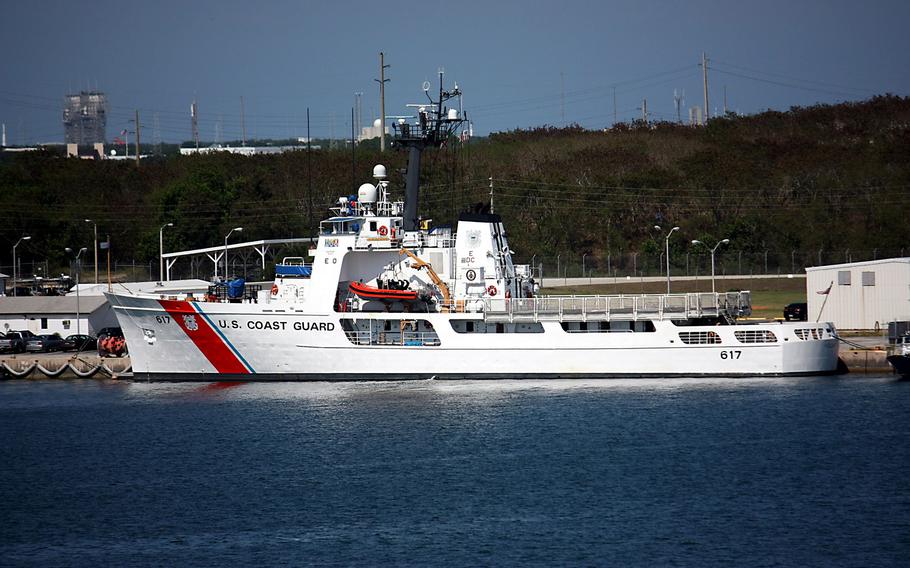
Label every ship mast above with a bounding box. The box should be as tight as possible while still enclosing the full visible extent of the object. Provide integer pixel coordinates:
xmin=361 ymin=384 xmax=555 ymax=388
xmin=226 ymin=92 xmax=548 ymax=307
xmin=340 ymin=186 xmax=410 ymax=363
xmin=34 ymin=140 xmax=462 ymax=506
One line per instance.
xmin=394 ymin=69 xmax=465 ymax=232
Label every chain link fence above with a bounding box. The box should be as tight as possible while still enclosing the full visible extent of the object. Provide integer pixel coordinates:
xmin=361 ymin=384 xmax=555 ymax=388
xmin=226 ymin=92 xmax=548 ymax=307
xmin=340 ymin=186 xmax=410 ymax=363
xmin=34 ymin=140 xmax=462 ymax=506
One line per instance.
xmin=3 ymin=248 xmax=908 ymax=293
xmin=521 ymin=248 xmax=908 ymax=281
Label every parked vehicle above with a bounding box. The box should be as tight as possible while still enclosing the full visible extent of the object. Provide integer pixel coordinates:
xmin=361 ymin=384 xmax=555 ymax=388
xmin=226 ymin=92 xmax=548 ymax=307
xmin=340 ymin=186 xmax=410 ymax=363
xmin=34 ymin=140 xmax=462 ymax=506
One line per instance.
xmin=0 ymin=330 xmax=37 ymax=353
xmin=97 ymin=327 xmax=127 ymax=357
xmin=63 ymin=334 xmax=98 ymax=352
xmin=25 ymin=333 xmax=67 ymax=353
xmin=783 ymin=302 xmax=808 ymax=321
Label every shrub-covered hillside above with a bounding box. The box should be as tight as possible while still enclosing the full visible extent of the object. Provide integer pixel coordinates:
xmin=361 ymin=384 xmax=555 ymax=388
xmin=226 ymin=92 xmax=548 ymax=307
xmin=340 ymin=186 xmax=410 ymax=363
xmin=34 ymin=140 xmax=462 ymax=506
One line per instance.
xmin=1 ymin=95 xmax=908 ymax=278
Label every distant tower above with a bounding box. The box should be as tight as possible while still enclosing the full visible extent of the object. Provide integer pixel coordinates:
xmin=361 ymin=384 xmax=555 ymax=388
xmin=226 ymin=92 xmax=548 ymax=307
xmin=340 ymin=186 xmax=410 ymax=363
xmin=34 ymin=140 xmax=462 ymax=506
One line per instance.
xmin=1 ymin=123 xmax=5 ymax=147
xmin=673 ymin=89 xmax=685 ymax=124
xmin=63 ymin=91 xmax=107 ymax=145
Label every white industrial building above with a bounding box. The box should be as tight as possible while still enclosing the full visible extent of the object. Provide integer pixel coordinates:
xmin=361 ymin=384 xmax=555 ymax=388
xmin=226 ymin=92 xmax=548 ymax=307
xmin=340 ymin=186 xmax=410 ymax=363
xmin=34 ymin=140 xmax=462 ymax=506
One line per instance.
xmin=0 ymin=296 xmax=117 ymax=336
xmin=806 ymin=258 xmax=910 ymax=330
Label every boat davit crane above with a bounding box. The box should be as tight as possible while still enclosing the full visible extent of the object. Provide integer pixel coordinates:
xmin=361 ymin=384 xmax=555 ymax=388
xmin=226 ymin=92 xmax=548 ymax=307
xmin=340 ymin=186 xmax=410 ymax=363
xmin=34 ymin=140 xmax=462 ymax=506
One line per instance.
xmin=400 ymin=247 xmax=451 ymax=305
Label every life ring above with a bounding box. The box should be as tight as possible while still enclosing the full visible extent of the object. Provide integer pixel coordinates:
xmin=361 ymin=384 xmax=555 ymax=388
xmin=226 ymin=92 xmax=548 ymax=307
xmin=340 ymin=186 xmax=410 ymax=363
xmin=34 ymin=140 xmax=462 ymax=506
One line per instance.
xmin=487 ymin=285 xmax=497 ymax=296
xmin=271 ymin=284 xmax=279 ymax=295
xmin=378 ymin=226 xmax=388 ymax=236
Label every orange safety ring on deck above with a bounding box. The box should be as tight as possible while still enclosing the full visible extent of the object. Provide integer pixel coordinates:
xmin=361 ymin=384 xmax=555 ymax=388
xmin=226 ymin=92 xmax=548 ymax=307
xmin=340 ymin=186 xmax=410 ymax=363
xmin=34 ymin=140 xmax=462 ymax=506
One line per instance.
xmin=378 ymin=225 xmax=388 ymax=236
xmin=271 ymin=284 xmax=279 ymax=295
xmin=487 ymin=285 xmax=498 ymax=296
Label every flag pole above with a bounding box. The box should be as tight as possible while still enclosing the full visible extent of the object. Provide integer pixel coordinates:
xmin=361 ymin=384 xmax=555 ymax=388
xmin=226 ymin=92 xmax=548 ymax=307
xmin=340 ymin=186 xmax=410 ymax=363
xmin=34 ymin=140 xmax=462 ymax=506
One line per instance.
xmin=816 ymin=280 xmax=833 ymax=323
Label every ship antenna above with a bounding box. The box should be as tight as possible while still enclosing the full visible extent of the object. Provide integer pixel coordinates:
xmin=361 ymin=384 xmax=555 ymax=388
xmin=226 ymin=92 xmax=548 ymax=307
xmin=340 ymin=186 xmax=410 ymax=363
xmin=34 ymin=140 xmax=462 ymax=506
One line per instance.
xmin=393 ymin=67 xmax=466 ymax=232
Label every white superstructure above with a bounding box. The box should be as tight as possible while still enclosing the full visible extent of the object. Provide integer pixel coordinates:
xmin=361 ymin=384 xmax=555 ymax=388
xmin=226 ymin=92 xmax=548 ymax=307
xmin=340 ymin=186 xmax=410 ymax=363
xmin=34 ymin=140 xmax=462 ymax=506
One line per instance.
xmin=105 ymin=74 xmax=839 ymax=380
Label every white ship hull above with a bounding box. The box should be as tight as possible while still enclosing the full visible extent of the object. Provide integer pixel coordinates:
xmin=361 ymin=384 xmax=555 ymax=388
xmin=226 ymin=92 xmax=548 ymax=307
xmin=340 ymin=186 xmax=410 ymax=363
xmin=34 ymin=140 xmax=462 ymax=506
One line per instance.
xmin=108 ymin=293 xmax=840 ymax=381
xmin=110 ymin=76 xmax=841 ymax=381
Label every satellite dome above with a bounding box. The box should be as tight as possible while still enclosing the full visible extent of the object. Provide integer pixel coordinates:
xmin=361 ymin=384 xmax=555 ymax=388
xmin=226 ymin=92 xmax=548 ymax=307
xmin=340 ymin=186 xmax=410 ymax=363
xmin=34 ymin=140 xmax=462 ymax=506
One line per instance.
xmin=373 ymin=118 xmax=382 ymax=128
xmin=448 ymin=108 xmax=459 ymax=120
xmin=372 ymin=164 xmax=387 ymax=179
xmin=358 ymin=183 xmax=378 ymax=204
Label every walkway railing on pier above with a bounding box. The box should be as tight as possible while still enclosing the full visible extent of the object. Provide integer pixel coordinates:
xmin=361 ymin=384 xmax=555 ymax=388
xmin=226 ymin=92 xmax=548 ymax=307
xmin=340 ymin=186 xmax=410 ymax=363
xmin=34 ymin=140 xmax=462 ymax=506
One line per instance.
xmin=481 ymin=292 xmax=752 ymax=323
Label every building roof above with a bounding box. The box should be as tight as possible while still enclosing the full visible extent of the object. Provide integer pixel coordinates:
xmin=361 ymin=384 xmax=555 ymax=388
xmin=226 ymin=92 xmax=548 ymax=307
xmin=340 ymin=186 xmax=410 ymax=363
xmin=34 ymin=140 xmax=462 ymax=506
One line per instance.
xmin=805 ymin=257 xmax=910 ymax=272
xmin=70 ymin=279 xmax=212 ymax=296
xmin=0 ymin=296 xmax=109 ymax=315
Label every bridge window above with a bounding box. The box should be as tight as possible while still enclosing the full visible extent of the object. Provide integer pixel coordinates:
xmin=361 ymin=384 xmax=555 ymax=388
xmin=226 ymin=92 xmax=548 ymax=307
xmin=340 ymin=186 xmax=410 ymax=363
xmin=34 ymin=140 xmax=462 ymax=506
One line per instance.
xmin=562 ymin=321 xmax=655 ymax=333
xmin=450 ymin=320 xmax=544 ymax=333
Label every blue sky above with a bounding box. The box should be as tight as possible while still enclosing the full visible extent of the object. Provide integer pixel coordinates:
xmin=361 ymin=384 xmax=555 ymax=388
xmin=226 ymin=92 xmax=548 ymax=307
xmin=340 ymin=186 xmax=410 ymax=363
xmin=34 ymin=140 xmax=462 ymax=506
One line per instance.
xmin=2 ymin=0 xmax=908 ymax=143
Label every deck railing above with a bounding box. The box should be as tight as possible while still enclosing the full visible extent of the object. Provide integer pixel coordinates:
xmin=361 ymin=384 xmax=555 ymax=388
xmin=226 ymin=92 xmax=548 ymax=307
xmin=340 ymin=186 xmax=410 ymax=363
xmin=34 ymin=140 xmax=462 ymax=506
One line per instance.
xmin=480 ymin=291 xmax=751 ymax=323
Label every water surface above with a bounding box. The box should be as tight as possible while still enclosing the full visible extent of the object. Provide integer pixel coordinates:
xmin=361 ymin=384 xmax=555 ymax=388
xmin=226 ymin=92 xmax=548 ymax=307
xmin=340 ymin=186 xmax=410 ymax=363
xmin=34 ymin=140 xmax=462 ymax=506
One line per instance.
xmin=1 ymin=376 xmax=908 ymax=566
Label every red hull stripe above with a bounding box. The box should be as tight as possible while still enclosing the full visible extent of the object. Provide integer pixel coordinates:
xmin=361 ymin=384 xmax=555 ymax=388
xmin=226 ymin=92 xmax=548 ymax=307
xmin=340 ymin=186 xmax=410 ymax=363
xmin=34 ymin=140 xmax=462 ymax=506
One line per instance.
xmin=158 ymin=299 xmax=250 ymax=374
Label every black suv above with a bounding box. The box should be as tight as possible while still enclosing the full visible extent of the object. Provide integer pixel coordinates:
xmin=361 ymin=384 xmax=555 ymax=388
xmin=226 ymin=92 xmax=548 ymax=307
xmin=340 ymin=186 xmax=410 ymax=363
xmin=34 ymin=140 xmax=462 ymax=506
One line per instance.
xmin=783 ymin=302 xmax=808 ymax=321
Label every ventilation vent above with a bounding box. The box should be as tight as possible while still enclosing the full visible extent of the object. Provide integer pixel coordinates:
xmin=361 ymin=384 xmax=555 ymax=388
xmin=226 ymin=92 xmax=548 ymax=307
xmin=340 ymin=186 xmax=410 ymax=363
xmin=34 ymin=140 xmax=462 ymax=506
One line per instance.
xmin=734 ymin=330 xmax=777 ymax=343
xmin=679 ymin=331 xmax=722 ymax=344
xmin=795 ymin=328 xmax=824 ymax=340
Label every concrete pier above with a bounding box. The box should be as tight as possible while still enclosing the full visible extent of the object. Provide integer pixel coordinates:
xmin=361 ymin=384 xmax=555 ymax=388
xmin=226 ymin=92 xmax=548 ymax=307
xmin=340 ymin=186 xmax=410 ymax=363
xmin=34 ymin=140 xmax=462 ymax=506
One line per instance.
xmin=1 ymin=352 xmax=131 ymax=379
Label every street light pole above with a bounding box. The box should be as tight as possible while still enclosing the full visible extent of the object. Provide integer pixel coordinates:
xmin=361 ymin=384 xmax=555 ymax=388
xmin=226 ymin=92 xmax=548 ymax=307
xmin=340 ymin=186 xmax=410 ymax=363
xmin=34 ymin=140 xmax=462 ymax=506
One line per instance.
xmin=85 ymin=219 xmax=98 ymax=284
xmin=12 ymin=235 xmax=31 ymax=297
xmin=159 ymin=222 xmax=173 ymax=282
xmin=224 ymin=227 xmax=243 ymax=281
xmin=65 ymin=247 xmax=88 ymax=335
xmin=655 ymin=226 xmax=680 ymax=294
xmin=691 ymin=238 xmax=730 ymax=294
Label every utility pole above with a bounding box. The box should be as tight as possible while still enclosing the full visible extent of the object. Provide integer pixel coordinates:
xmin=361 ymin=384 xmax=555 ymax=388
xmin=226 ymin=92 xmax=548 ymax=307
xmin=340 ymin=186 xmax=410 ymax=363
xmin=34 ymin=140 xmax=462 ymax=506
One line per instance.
xmin=641 ymin=98 xmax=648 ymax=126
xmin=489 ymin=176 xmax=495 ymax=214
xmin=612 ymin=87 xmax=617 ymax=126
xmin=191 ymin=99 xmax=199 ymax=149
xmin=723 ymin=85 xmax=728 ymax=116
xmin=153 ymin=113 xmax=161 ymax=155
xmin=375 ymin=52 xmax=390 ymax=152
xmin=701 ymin=51 xmax=710 ymax=124
xmin=351 ymin=107 xmax=356 ymax=192
xmin=560 ymin=71 xmax=565 ymax=125
xmin=240 ymin=96 xmax=247 ymax=146
xmin=134 ymin=110 xmax=141 ymax=166
xmin=306 ymin=107 xmax=312 ymax=225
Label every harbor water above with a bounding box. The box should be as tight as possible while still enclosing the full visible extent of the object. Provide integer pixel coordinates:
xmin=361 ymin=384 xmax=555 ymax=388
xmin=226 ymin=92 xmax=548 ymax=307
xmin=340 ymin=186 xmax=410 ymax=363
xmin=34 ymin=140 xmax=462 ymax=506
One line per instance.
xmin=1 ymin=376 xmax=908 ymax=566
